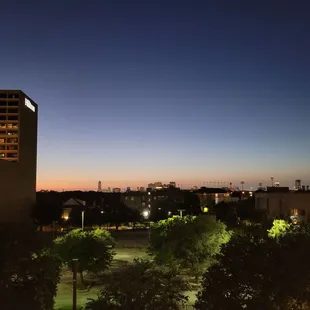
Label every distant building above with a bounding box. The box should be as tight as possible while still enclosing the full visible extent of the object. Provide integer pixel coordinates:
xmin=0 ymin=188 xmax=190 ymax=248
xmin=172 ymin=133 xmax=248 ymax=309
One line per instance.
xmin=62 ymin=198 xmax=86 ymax=221
xmin=98 ymin=181 xmax=102 ymax=192
xmin=169 ymin=181 xmax=176 ymax=188
xmin=112 ymin=188 xmax=121 ymax=193
xmin=295 ymin=180 xmax=302 ymax=190
xmin=255 ymin=187 xmax=310 ymax=221
xmin=0 ymin=90 xmax=38 ymax=224
xmin=122 ymin=187 xmax=184 ymax=213
xmin=194 ymin=187 xmax=231 ymax=206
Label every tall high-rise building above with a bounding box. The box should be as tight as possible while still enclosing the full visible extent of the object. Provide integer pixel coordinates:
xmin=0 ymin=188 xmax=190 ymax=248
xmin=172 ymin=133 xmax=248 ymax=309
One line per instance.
xmin=98 ymin=181 xmax=102 ymax=192
xmin=0 ymin=90 xmax=38 ymax=224
xmin=295 ymin=180 xmax=302 ymax=190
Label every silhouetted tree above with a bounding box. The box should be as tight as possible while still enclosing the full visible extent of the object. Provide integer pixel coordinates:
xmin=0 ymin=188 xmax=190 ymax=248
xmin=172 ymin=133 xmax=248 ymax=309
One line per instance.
xmin=0 ymin=227 xmax=61 ymax=310
xmin=85 ymin=259 xmax=189 ymax=310
xmin=196 ymin=231 xmax=310 ymax=309
xmin=31 ymin=195 xmax=63 ymax=229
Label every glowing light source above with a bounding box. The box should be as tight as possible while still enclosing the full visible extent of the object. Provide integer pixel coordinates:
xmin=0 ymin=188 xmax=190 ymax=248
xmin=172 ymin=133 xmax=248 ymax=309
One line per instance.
xmin=142 ymin=210 xmax=149 ymax=218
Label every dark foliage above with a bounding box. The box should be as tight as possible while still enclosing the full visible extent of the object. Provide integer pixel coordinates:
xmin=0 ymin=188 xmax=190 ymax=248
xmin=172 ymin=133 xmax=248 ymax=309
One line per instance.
xmin=85 ymin=259 xmax=189 ymax=310
xmin=0 ymin=227 xmax=61 ymax=310
xmin=196 ymin=230 xmax=310 ymax=310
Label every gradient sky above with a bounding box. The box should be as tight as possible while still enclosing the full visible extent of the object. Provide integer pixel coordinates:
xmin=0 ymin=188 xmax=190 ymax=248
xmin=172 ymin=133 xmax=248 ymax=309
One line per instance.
xmin=1 ymin=0 xmax=310 ymax=190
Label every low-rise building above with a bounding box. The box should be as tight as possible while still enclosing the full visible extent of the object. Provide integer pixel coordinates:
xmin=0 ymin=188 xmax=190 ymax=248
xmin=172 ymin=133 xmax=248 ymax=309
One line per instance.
xmin=194 ymin=187 xmax=230 ymax=206
xmin=122 ymin=187 xmax=184 ymax=213
xmin=255 ymin=187 xmax=310 ymax=221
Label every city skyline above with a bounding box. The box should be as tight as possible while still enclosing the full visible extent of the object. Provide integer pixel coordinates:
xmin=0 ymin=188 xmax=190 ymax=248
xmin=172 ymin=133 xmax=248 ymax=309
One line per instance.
xmin=1 ymin=1 xmax=310 ymax=190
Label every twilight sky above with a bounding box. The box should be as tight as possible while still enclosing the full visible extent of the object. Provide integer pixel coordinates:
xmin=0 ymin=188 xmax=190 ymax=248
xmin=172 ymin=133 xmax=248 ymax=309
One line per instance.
xmin=0 ymin=0 xmax=310 ymax=190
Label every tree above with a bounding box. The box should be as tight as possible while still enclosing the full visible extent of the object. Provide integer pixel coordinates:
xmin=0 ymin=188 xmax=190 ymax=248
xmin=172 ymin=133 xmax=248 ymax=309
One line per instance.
xmin=103 ymin=202 xmax=140 ymax=230
xmin=85 ymin=259 xmax=189 ymax=310
xmin=268 ymin=219 xmax=291 ymax=239
xmin=54 ymin=229 xmax=115 ymax=284
xmin=0 ymin=227 xmax=61 ymax=310
xmin=195 ymin=231 xmax=310 ymax=310
xmin=31 ymin=197 xmax=63 ymax=229
xmin=149 ymin=215 xmax=232 ymax=279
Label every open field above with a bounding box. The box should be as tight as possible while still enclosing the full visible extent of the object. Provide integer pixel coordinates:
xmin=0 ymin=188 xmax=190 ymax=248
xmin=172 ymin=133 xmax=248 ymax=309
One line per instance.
xmin=54 ymin=230 xmax=197 ymax=310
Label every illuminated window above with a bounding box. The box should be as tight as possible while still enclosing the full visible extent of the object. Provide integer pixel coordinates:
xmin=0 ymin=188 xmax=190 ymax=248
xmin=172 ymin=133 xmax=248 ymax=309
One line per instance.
xmin=131 ymin=197 xmax=134 ymax=201
xmin=291 ymin=209 xmax=298 ymax=216
xmin=0 ymin=124 xmax=6 ymax=128
xmin=0 ymin=153 xmax=4 ymax=158
xmin=0 ymin=138 xmax=4 ymax=143
xmin=7 ymin=123 xmax=18 ymax=129
xmin=7 ymin=131 xmax=18 ymax=136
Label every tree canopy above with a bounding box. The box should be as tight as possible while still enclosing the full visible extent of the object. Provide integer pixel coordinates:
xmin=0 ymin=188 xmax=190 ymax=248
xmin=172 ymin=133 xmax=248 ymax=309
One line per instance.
xmin=149 ymin=215 xmax=232 ymax=278
xmin=54 ymin=229 xmax=115 ymax=283
xmin=0 ymin=227 xmax=61 ymax=310
xmin=268 ymin=219 xmax=291 ymax=239
xmin=85 ymin=259 xmax=189 ymax=310
xmin=195 ymin=230 xmax=310 ymax=310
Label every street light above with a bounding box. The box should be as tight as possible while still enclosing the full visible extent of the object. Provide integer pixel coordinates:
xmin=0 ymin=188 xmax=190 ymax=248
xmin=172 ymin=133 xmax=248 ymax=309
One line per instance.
xmin=81 ymin=210 xmax=85 ymax=231
xmin=178 ymin=209 xmax=185 ymax=217
xmin=142 ymin=210 xmax=149 ymax=219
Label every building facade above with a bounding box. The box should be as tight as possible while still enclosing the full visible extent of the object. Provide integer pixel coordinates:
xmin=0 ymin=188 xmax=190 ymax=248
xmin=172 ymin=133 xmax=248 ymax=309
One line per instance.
xmin=0 ymin=90 xmax=38 ymax=224
xmin=255 ymin=187 xmax=310 ymax=221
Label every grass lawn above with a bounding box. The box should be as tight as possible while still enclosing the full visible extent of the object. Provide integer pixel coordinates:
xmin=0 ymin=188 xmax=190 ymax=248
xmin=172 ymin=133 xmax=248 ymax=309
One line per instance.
xmin=54 ymin=233 xmax=148 ymax=310
xmin=54 ymin=230 xmax=198 ymax=309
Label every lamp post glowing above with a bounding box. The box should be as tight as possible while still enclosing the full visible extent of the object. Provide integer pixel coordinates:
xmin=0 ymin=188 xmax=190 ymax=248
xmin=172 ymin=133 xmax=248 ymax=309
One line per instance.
xmin=143 ymin=210 xmax=149 ymax=219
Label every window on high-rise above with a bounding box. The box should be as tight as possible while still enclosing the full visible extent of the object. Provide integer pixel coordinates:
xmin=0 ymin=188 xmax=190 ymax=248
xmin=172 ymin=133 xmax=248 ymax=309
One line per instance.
xmin=8 ymin=108 xmax=18 ymax=113
xmin=8 ymin=94 xmax=19 ymax=99
xmin=0 ymin=138 xmax=5 ymax=143
xmin=0 ymin=153 xmax=4 ymax=158
xmin=0 ymin=124 xmax=6 ymax=129
xmin=7 ymin=153 xmax=17 ymax=158
xmin=8 ymin=115 xmax=18 ymax=120
xmin=0 ymin=108 xmax=6 ymax=113
xmin=0 ymin=101 xmax=6 ymax=106
xmin=8 ymin=101 xmax=19 ymax=106
xmin=7 ymin=132 xmax=18 ymax=136
xmin=7 ymin=145 xmax=17 ymax=150
xmin=7 ymin=138 xmax=17 ymax=143
xmin=0 ymin=116 xmax=6 ymax=120
xmin=0 ymin=94 xmax=7 ymax=99
xmin=7 ymin=123 xmax=18 ymax=129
